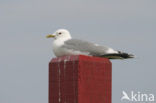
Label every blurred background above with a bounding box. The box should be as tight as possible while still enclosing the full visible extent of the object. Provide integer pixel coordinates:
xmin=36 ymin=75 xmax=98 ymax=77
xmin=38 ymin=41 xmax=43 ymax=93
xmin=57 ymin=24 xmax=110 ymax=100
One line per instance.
xmin=0 ymin=0 xmax=155 ymax=103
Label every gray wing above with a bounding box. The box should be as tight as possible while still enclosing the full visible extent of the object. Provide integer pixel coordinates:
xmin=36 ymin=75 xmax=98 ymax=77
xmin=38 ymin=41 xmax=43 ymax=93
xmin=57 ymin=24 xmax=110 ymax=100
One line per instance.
xmin=62 ymin=39 xmax=110 ymax=56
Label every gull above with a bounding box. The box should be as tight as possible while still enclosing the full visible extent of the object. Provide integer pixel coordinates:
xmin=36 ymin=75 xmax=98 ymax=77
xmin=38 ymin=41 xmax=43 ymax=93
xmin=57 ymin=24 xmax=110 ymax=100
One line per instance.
xmin=46 ymin=29 xmax=134 ymax=59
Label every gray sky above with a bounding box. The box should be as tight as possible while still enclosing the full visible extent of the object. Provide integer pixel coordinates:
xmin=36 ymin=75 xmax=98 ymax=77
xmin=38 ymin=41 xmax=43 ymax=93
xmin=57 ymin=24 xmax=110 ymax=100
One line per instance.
xmin=0 ymin=0 xmax=156 ymax=103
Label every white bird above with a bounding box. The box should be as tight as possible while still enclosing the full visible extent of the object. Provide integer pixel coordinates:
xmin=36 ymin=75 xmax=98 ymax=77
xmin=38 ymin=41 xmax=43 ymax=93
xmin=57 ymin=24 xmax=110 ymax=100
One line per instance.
xmin=46 ymin=29 xmax=134 ymax=59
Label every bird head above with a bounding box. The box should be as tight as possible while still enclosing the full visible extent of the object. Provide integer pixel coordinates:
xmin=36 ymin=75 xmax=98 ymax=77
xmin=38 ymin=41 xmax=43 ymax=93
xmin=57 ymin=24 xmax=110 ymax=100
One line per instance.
xmin=46 ymin=29 xmax=72 ymax=40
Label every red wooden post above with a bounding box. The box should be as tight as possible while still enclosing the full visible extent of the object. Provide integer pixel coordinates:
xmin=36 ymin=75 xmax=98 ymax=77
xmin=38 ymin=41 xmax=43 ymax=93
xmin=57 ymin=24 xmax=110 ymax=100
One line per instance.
xmin=49 ymin=55 xmax=112 ymax=103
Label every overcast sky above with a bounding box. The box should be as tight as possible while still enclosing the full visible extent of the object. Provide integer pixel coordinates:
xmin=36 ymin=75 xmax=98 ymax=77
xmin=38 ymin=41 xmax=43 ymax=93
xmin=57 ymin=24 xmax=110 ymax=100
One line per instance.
xmin=0 ymin=0 xmax=156 ymax=103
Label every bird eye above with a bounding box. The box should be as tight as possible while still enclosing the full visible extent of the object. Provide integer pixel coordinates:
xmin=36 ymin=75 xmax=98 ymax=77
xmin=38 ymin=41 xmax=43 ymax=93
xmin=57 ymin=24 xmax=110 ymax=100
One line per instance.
xmin=58 ymin=32 xmax=62 ymax=35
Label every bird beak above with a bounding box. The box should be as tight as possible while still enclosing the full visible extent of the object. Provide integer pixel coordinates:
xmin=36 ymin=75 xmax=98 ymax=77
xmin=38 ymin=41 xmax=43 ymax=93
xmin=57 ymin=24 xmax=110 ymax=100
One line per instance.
xmin=46 ymin=34 xmax=55 ymax=38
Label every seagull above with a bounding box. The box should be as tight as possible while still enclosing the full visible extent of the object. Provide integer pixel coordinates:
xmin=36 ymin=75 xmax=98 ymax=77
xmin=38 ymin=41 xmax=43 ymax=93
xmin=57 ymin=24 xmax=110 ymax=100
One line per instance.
xmin=46 ymin=29 xmax=134 ymax=59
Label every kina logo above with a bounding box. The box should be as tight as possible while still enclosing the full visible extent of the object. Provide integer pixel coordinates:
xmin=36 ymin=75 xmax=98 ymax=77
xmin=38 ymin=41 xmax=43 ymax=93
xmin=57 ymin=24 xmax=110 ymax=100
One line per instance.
xmin=121 ymin=91 xmax=131 ymax=101
xmin=121 ymin=91 xmax=155 ymax=102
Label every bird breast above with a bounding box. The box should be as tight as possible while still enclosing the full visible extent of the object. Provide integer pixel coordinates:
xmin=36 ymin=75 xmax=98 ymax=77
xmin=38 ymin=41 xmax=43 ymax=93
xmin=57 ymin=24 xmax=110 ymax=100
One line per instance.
xmin=52 ymin=40 xmax=65 ymax=57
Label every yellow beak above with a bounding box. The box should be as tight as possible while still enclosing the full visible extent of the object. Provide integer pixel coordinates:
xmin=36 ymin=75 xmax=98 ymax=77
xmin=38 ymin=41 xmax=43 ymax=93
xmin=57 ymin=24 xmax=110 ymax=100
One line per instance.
xmin=46 ymin=34 xmax=55 ymax=38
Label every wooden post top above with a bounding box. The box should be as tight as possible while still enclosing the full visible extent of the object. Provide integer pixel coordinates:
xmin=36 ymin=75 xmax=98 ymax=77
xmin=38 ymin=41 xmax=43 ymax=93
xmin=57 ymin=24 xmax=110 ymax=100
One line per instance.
xmin=49 ymin=55 xmax=112 ymax=103
xmin=50 ymin=55 xmax=111 ymax=64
